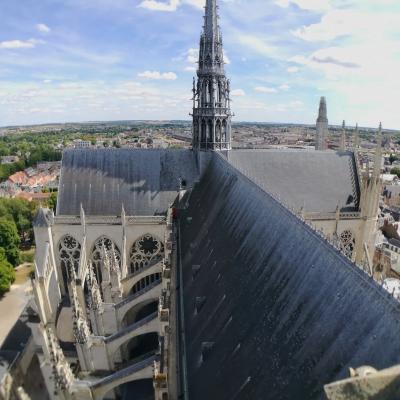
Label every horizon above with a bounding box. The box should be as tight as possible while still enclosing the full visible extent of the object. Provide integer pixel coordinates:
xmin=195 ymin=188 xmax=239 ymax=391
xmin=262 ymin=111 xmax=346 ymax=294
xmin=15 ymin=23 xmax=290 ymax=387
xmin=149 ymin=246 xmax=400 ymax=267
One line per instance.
xmin=0 ymin=118 xmax=392 ymax=132
xmin=0 ymin=0 xmax=399 ymax=129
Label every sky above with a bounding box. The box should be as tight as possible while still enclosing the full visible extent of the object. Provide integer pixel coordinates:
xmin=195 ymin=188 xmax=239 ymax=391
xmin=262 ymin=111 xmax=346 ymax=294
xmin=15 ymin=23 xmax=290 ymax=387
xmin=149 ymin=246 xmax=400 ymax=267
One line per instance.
xmin=0 ymin=0 xmax=399 ymax=129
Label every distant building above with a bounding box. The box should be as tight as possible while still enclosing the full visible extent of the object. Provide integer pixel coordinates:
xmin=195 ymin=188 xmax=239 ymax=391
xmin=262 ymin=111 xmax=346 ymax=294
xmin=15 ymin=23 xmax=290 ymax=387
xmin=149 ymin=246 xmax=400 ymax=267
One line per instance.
xmin=383 ymin=184 xmax=400 ymax=206
xmin=73 ymin=139 xmax=91 ymax=148
xmin=16 ymin=191 xmax=51 ymax=204
xmin=1 ymin=155 xmax=20 ymax=164
xmin=315 ymin=97 xmax=328 ymax=150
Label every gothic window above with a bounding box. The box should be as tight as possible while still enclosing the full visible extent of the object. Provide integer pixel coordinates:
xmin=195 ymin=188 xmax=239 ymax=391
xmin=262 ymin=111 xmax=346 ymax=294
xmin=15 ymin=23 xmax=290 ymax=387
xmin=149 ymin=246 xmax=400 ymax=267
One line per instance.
xmin=91 ymin=237 xmax=121 ymax=282
xmin=208 ymin=120 xmax=213 ymax=143
xmin=216 ymin=120 xmax=222 ymax=142
xmin=339 ymin=230 xmax=355 ymax=259
xmin=58 ymin=235 xmax=81 ymax=292
xmin=131 ymin=273 xmax=162 ymax=295
xmin=129 ymin=234 xmax=164 ymax=274
xmin=222 ymin=120 xmax=227 ymax=143
xmin=201 ymin=120 xmax=207 ymax=143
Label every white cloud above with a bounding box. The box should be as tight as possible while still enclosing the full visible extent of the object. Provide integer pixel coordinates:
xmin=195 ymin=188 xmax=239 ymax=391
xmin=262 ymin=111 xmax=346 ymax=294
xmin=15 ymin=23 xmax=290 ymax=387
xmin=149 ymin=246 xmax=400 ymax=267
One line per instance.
xmin=287 ymin=66 xmax=299 ymax=73
xmin=138 ymin=70 xmax=178 ymax=80
xmin=255 ymin=86 xmax=277 ymax=93
xmin=36 ymin=24 xmax=51 ymax=33
xmin=279 ymin=84 xmax=290 ymax=90
xmin=138 ymin=0 xmax=203 ymax=12
xmin=275 ymin=0 xmax=332 ymax=12
xmin=237 ymin=34 xmax=277 ymax=57
xmin=0 ymin=38 xmax=43 ymax=49
xmin=184 ymin=66 xmax=196 ymax=72
xmin=187 ymin=48 xmax=198 ymax=64
xmin=231 ymin=89 xmax=246 ymax=97
xmin=138 ymin=0 xmax=180 ymax=12
xmin=224 ymin=51 xmax=231 ymax=64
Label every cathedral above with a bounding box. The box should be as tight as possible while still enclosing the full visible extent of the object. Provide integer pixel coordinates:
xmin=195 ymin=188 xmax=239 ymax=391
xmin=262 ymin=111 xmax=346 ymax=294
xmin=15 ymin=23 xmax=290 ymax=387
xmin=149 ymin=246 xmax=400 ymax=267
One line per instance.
xmin=5 ymin=1 xmax=400 ymax=400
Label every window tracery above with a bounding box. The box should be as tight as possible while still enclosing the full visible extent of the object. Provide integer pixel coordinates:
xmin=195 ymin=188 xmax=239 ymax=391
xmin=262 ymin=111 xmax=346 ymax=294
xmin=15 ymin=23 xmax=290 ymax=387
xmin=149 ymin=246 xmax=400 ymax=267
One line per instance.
xmin=339 ymin=230 xmax=355 ymax=259
xmin=58 ymin=235 xmax=81 ymax=293
xmin=58 ymin=235 xmax=81 ymax=274
xmin=129 ymin=234 xmax=164 ymax=274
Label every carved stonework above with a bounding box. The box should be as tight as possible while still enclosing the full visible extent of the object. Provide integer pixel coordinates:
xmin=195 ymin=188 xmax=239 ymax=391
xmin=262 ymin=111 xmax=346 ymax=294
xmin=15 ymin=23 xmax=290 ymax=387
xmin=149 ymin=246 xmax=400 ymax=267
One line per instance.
xmin=46 ymin=327 xmax=74 ymax=393
xmin=86 ymin=262 xmax=103 ymax=312
xmin=70 ymin=265 xmax=91 ymax=344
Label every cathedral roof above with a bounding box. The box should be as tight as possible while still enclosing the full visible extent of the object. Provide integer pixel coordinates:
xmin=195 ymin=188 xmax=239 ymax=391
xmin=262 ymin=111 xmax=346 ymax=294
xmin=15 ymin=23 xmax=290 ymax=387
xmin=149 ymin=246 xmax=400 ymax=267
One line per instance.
xmin=180 ymin=153 xmax=400 ymax=400
xmin=57 ymin=149 xmax=199 ymax=216
xmin=225 ymin=149 xmax=360 ymax=213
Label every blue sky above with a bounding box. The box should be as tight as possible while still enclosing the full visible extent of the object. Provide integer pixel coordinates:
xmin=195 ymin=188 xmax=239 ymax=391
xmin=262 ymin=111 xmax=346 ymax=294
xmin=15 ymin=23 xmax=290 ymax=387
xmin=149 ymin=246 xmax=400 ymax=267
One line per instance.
xmin=0 ymin=0 xmax=399 ymax=129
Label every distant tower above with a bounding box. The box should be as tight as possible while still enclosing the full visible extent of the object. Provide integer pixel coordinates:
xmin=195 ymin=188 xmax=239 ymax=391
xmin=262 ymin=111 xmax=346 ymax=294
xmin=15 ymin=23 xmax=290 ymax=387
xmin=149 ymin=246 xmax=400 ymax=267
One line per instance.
xmin=340 ymin=120 xmax=346 ymax=151
xmin=192 ymin=0 xmax=232 ymax=151
xmin=316 ymin=96 xmax=328 ymax=150
xmin=354 ymin=123 xmax=360 ymax=149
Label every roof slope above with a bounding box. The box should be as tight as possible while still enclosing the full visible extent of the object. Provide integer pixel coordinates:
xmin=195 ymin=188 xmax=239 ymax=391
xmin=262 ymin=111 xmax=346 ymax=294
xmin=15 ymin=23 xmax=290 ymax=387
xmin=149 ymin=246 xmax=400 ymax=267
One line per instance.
xmin=57 ymin=149 xmax=199 ymax=216
xmin=180 ymin=153 xmax=400 ymax=400
xmin=225 ymin=149 xmax=360 ymax=213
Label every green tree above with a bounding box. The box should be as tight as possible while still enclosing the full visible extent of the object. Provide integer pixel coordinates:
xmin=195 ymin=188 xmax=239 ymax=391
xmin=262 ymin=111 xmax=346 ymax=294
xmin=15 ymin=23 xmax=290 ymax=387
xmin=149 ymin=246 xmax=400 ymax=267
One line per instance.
xmin=391 ymin=167 xmax=400 ymax=178
xmin=47 ymin=192 xmax=58 ymax=212
xmin=0 ymin=218 xmax=21 ymax=266
xmin=0 ymin=248 xmax=15 ymax=296
xmin=389 ymin=154 xmax=398 ymax=165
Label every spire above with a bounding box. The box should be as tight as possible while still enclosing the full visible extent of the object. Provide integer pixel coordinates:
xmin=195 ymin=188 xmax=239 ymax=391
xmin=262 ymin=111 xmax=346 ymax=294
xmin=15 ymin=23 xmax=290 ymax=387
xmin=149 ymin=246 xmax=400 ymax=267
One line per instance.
xmin=192 ymin=0 xmax=232 ymax=151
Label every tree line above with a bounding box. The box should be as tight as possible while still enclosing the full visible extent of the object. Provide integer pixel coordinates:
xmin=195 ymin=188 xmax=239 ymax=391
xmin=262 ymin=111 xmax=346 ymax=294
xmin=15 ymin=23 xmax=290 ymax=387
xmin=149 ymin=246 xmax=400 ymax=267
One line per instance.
xmin=0 ymin=196 xmax=57 ymax=296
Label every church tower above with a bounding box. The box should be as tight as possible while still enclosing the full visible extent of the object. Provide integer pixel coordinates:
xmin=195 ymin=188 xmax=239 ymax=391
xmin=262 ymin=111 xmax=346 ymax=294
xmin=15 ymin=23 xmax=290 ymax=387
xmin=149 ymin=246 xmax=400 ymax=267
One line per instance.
xmin=192 ymin=0 xmax=232 ymax=151
xmin=316 ymin=96 xmax=328 ymax=150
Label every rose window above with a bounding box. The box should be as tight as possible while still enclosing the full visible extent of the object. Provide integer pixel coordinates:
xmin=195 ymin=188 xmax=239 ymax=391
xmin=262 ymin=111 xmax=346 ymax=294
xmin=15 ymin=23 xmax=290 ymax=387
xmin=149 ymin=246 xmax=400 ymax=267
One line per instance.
xmin=130 ymin=234 xmax=164 ymax=274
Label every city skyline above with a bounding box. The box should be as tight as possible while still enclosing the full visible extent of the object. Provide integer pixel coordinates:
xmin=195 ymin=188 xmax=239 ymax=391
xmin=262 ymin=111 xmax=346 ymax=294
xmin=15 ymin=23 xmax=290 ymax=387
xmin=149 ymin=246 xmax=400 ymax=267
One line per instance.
xmin=0 ymin=0 xmax=399 ymax=129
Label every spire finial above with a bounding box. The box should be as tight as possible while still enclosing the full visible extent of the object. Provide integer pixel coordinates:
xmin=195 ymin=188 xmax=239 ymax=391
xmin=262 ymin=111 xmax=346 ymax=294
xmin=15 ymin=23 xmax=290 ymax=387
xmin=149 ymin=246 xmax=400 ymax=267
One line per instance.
xmin=205 ymin=0 xmax=218 ymax=38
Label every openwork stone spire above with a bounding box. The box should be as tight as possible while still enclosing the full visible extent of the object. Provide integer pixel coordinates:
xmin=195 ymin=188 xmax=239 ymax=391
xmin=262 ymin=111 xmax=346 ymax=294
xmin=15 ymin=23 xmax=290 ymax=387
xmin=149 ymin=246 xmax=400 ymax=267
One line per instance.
xmin=192 ymin=0 xmax=232 ymax=151
xmin=315 ymin=96 xmax=328 ymax=150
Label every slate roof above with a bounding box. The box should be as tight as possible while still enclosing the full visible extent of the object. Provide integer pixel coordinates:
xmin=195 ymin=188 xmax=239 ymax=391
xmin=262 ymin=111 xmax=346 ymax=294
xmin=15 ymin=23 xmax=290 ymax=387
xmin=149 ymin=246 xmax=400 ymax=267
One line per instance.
xmin=57 ymin=149 xmax=199 ymax=216
xmin=180 ymin=153 xmax=400 ymax=400
xmin=225 ymin=149 xmax=360 ymax=213
xmin=33 ymin=208 xmax=53 ymax=227
xmin=57 ymin=148 xmax=360 ymax=217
